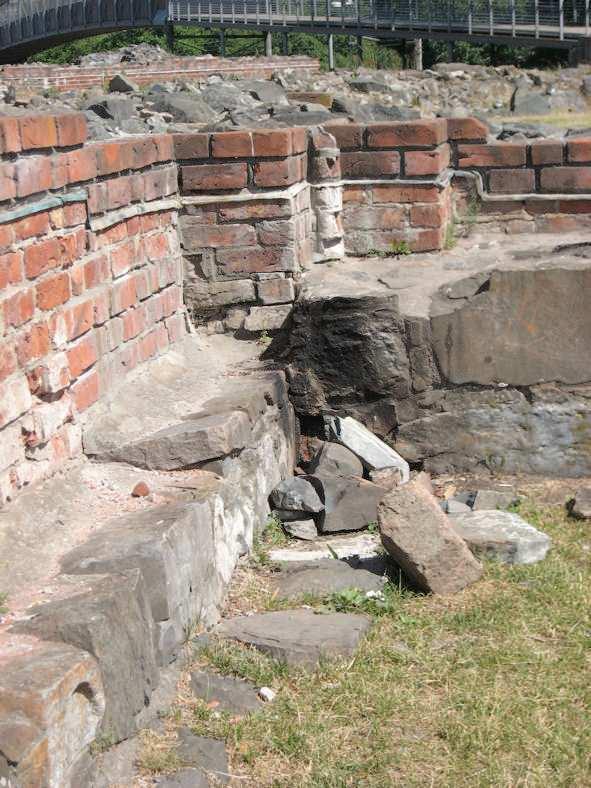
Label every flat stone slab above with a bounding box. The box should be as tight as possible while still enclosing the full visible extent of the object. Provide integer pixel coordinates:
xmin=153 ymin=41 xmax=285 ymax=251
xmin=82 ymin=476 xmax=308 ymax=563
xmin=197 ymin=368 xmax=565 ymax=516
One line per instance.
xmin=176 ymin=728 xmax=229 ymax=784
xmin=451 ymin=510 xmax=551 ymax=564
xmin=326 ymin=415 xmax=410 ymax=481
xmin=157 ymin=768 xmax=208 ymax=788
xmin=271 ymin=559 xmax=386 ymax=600
xmin=189 ymin=671 xmax=261 ymax=715
xmin=571 ymin=486 xmax=591 ymax=519
xmin=268 ymin=532 xmax=382 ymax=564
xmin=216 ymin=610 xmax=372 ymax=667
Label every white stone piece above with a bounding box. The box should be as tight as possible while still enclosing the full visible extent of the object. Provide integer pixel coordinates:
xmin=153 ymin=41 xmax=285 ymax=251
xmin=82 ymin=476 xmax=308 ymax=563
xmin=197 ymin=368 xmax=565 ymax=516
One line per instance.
xmin=326 ymin=415 xmax=410 ymax=482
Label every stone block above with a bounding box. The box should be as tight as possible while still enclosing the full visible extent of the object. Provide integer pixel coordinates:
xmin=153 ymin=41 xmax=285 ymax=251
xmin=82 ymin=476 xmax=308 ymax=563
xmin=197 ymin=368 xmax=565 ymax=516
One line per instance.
xmin=244 ymin=305 xmax=292 ymax=332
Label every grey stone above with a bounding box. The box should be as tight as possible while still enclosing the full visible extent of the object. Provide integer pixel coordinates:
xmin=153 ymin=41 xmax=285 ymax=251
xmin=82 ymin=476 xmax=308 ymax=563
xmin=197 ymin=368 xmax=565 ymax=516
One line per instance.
xmin=451 ymin=510 xmax=551 ymax=564
xmin=157 ymin=768 xmax=208 ymax=788
xmin=209 ymin=279 xmax=256 ymax=307
xmin=571 ymin=486 xmax=591 ymax=519
xmin=268 ymin=532 xmax=383 ymax=565
xmin=308 ymin=442 xmax=363 ymax=478
xmin=108 ymin=74 xmax=139 ymax=93
xmin=440 ymin=499 xmax=472 ymax=515
xmin=347 ymin=77 xmax=390 ymax=93
xmin=283 ymin=519 xmax=318 ymax=540
xmin=369 ymin=467 xmax=403 ymax=490
xmin=270 ymin=477 xmax=324 ymax=514
xmin=201 ymin=83 xmax=260 ymax=113
xmin=378 ymin=477 xmax=483 ymax=594
xmin=16 ymin=570 xmax=157 ymax=742
xmin=189 ymin=671 xmax=261 ymax=715
xmin=511 ymin=87 xmax=552 ymax=115
xmin=240 ymin=79 xmax=288 ymax=104
xmin=317 ymin=474 xmax=387 ymax=534
xmin=244 ymin=305 xmax=292 ymax=332
xmin=272 ymin=559 xmax=386 ymax=599
xmin=149 ymin=93 xmax=218 ymax=124
xmin=86 ymin=96 xmax=137 ymax=122
xmin=217 ymin=609 xmax=372 ymax=667
xmin=87 ymin=411 xmax=251 ymax=470
xmin=472 ymin=489 xmax=519 ymax=511
xmin=327 ymin=416 xmax=410 ymax=481
xmin=176 ymin=728 xmax=229 ymax=784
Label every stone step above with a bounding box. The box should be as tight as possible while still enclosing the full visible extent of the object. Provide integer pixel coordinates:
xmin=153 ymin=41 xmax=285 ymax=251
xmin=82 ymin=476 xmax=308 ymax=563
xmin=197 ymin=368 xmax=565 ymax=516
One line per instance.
xmin=270 ymin=559 xmax=387 ymax=600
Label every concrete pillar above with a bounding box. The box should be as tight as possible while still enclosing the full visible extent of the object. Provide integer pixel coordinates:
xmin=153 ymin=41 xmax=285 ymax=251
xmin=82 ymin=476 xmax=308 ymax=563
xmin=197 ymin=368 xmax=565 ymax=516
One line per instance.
xmin=219 ymin=28 xmax=226 ymax=57
xmin=411 ymin=38 xmax=423 ymax=70
xmin=327 ymin=33 xmax=335 ymax=71
xmin=265 ymin=31 xmax=273 ymax=57
xmin=447 ymin=40 xmax=454 ymax=61
xmin=282 ymin=31 xmax=289 ymax=55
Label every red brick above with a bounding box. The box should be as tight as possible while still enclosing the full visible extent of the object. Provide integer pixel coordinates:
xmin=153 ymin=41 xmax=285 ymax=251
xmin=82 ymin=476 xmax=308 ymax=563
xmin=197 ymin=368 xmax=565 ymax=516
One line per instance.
xmin=2 ymin=288 xmax=35 ymax=327
xmin=24 ymin=237 xmax=61 ymax=279
xmin=126 ymin=216 xmax=140 ymax=237
xmin=173 ymin=133 xmax=210 ymax=160
xmin=253 ymin=157 xmax=302 ymax=188
xmin=95 ymin=140 xmax=134 ymax=176
xmin=153 ymin=133 xmax=174 ymax=162
xmin=63 ymin=299 xmax=94 ymax=340
xmin=524 ymin=199 xmax=559 ymax=215
xmin=55 ymin=113 xmax=87 ymax=147
xmin=183 ymin=222 xmax=256 ymax=250
xmin=457 ymin=143 xmax=526 ymax=168
xmin=15 ymin=157 xmax=52 ymax=198
xmin=410 ymin=203 xmax=446 ymax=228
xmin=446 ymin=117 xmax=489 ymax=141
xmin=143 ymin=167 xmax=177 ymax=201
xmin=27 ymin=353 xmax=70 ymax=396
xmin=110 ymin=239 xmax=136 ymax=278
xmin=92 ymin=291 xmax=110 ymax=325
xmin=405 ymin=144 xmax=450 ymax=176
xmin=67 ymin=333 xmax=97 ymax=378
xmin=0 ymin=225 xmax=13 ymax=252
xmin=83 ymin=255 xmax=109 ymax=289
xmin=182 ymin=162 xmax=248 ymax=192
xmin=567 ymin=138 xmax=591 ymax=163
xmin=211 ymin=131 xmax=254 ymax=158
xmin=62 ymin=203 xmax=88 ymax=228
xmin=19 ymin=115 xmax=58 ymax=150
xmin=15 ymin=322 xmax=50 ymax=366
xmin=13 ymin=212 xmax=50 ymax=242
xmin=131 ymin=137 xmax=157 ymax=169
xmin=0 ymin=117 xmax=21 ymax=154
xmin=66 ymin=148 xmax=97 ymax=183
xmin=373 ymin=183 xmax=440 ymax=203
xmin=144 ymin=232 xmax=169 ymax=261
xmin=122 ymin=307 xmax=147 ymax=341
xmin=530 ymin=141 xmax=563 ymax=166
xmin=140 ymin=213 xmax=161 ymax=233
xmin=110 ymin=276 xmax=138 ymax=315
xmin=540 ymin=167 xmax=591 ymax=193
xmin=366 ymin=120 xmax=447 ymax=148
xmin=139 ymin=328 xmax=159 ymax=362
xmin=106 ymin=176 xmax=133 ymax=210
xmin=324 ymin=123 xmax=363 ymax=151
xmin=340 ymin=151 xmax=400 ymax=178
xmin=535 ymin=214 xmax=583 ymax=233
xmin=216 ymin=246 xmax=293 ymax=275
xmin=0 ymin=162 xmax=16 ymax=202
xmin=0 ymin=251 xmax=22 ymax=288
xmin=409 ymin=227 xmax=445 ymax=252
xmin=218 ymin=201 xmax=291 ymax=221
xmin=252 ymin=129 xmax=293 ymax=157
xmin=87 ymin=183 xmax=107 ymax=215
xmin=36 ymin=272 xmax=70 ymax=310
xmin=71 ymin=369 xmax=99 ymax=413
xmin=489 ymin=168 xmax=535 ymax=194
xmin=291 ymin=127 xmax=308 ymax=154
xmin=0 ymin=342 xmax=17 ymax=382
xmin=95 ymin=221 xmax=127 ymax=249
xmin=557 ymin=199 xmax=591 ymax=213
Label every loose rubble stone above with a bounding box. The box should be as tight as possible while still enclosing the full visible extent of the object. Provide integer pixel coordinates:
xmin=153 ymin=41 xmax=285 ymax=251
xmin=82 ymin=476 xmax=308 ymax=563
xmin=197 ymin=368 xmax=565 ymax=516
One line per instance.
xmin=109 ymin=74 xmax=139 ymax=93
xmin=369 ymin=467 xmax=403 ymax=490
xmin=176 ymin=728 xmax=229 ymax=784
xmin=268 ymin=532 xmax=382 ymax=565
xmin=326 ymin=416 xmax=410 ymax=481
xmin=157 ymin=769 xmax=208 ymax=788
xmin=270 ymin=477 xmax=324 ymax=514
xmin=441 ymin=499 xmax=472 ymax=515
xmin=217 ymin=609 xmax=372 ymax=666
xmin=378 ymin=477 xmax=483 ymax=594
xmin=131 ymin=481 xmax=150 ymax=497
xmin=282 ymin=519 xmax=318 ymax=540
xmin=451 ymin=510 xmax=551 ymax=564
xmin=472 ymin=489 xmax=520 ymax=511
xmin=190 ymin=671 xmax=261 ymax=715
xmin=571 ymin=486 xmax=591 ymax=519
xmin=271 ymin=559 xmax=386 ymax=599
xmin=317 ymin=474 xmax=387 ymax=533
xmin=308 ymin=442 xmax=363 ymax=478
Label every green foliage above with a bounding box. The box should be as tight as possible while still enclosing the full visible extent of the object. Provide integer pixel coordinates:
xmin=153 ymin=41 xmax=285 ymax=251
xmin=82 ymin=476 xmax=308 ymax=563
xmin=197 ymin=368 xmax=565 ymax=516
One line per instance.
xmin=252 ymin=514 xmax=288 ymax=566
xmin=390 ymin=240 xmax=412 ymax=256
xmin=327 ymin=583 xmax=411 ymax=617
xmin=0 ymin=592 xmax=7 ymax=615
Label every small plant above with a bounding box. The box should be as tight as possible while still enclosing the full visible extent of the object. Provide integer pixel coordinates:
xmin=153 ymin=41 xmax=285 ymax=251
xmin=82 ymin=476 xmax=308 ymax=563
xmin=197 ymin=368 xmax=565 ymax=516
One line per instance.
xmin=252 ymin=515 xmax=288 ymax=566
xmin=444 ymin=220 xmax=457 ymax=250
xmin=0 ymin=592 xmax=7 ymax=615
xmin=257 ymin=329 xmax=271 ymax=346
xmin=89 ymin=730 xmax=117 ymax=755
xmin=367 ymin=248 xmax=388 ymax=258
xmin=327 ymin=585 xmax=399 ymax=617
xmin=390 ymin=240 xmax=412 ymax=256
xmin=366 ymin=521 xmax=378 ymax=534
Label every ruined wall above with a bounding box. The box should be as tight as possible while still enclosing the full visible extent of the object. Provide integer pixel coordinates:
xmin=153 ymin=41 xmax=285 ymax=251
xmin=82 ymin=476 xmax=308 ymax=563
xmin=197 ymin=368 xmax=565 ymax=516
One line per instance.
xmin=0 ymin=113 xmax=186 ymax=506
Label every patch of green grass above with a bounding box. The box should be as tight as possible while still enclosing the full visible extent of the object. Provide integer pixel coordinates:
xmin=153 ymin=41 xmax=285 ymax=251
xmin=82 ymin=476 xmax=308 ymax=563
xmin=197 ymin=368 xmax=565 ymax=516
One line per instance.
xmin=251 ymin=515 xmax=289 ymax=567
xmin=390 ymin=240 xmax=412 ymax=256
xmin=0 ymin=592 xmax=8 ymax=615
xmin=193 ymin=499 xmax=591 ymax=786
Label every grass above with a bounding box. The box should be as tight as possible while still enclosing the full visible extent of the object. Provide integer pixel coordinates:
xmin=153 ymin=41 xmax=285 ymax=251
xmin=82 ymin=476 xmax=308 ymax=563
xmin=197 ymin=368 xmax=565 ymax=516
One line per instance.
xmin=0 ymin=592 xmax=8 ymax=615
xmin=501 ymin=110 xmax=591 ymax=128
xmin=137 ymin=498 xmax=591 ymax=786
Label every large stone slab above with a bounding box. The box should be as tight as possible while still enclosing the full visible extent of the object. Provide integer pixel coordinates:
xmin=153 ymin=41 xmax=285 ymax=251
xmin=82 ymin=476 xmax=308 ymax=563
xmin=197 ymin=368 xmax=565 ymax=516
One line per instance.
xmin=268 ymin=532 xmax=382 ymax=565
xmin=176 ymin=728 xmax=230 ymax=784
xmin=326 ymin=416 xmax=410 ymax=481
xmin=308 ymin=442 xmax=363 ymax=478
xmin=378 ymin=477 xmax=483 ymax=594
xmin=450 ymin=510 xmax=551 ymax=564
xmin=216 ymin=610 xmax=372 ymax=667
xmin=271 ymin=559 xmax=386 ymax=600
xmin=316 ymin=474 xmax=387 ymax=533
xmin=189 ymin=671 xmax=261 ymax=715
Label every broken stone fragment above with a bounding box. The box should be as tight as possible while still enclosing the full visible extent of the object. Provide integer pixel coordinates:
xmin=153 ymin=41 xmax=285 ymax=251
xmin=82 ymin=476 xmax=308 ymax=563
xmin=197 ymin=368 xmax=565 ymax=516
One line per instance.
xmin=108 ymin=73 xmax=139 ymax=93
xmin=378 ymin=477 xmax=483 ymax=594
xmin=175 ymin=728 xmax=230 ymax=784
xmin=316 ymin=474 xmax=387 ymax=534
xmin=189 ymin=671 xmax=261 ymax=715
xmin=440 ymin=499 xmax=472 ymax=515
xmin=308 ymin=441 xmax=363 ymax=478
xmin=271 ymin=559 xmax=386 ymax=600
xmin=571 ymin=486 xmax=591 ymax=519
xmin=471 ymin=489 xmax=520 ymax=511
xmin=326 ymin=415 xmax=410 ymax=482
xmin=450 ymin=510 xmax=551 ymax=564
xmin=282 ymin=519 xmax=318 ymax=540
xmin=369 ymin=467 xmax=402 ymax=490
xmin=216 ymin=609 xmax=372 ymax=667
xmin=269 ymin=477 xmax=324 ymax=514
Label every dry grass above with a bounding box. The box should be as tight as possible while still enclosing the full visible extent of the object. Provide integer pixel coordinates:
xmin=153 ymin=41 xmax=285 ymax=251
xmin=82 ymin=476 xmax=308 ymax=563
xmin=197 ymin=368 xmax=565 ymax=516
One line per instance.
xmin=501 ymin=110 xmax=591 ymax=128
xmin=138 ymin=497 xmax=591 ymax=787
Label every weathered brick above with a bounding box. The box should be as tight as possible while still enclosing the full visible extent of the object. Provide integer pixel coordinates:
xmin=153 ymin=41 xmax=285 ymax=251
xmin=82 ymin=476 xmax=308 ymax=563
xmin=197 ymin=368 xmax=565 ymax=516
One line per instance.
xmin=557 ymin=199 xmax=591 ymax=213
xmin=218 ymin=201 xmax=292 ymax=221
xmin=324 ymin=123 xmax=363 ymax=151
xmin=144 ymin=232 xmax=170 ymax=261
xmin=567 ymin=138 xmax=591 ymax=163
xmin=366 ymin=119 xmax=447 ymax=148
xmin=182 ymin=221 xmax=256 ymax=250
xmin=55 ymin=113 xmax=87 ymax=147
xmin=217 ymin=246 xmax=296 ymax=275
xmin=66 ymin=148 xmax=97 ymax=183
xmin=373 ymin=183 xmax=440 ymax=204
xmin=291 ymin=127 xmax=308 ymax=154
xmin=252 ymin=129 xmax=293 ymax=157
xmin=410 ymin=203 xmax=446 ymax=228
xmin=2 ymin=288 xmax=35 ymax=327
xmin=343 ymin=206 xmax=405 ymax=230
xmin=457 ymin=143 xmax=526 ymax=168
xmin=253 ymin=157 xmax=303 ymax=188
xmin=24 ymin=237 xmax=61 ymax=279
xmin=36 ymin=272 xmax=71 ymax=310
xmin=0 ymin=116 xmax=21 ymax=154
xmin=70 ymin=369 xmax=99 ymax=413
xmin=22 ymin=396 xmax=72 ymax=447
xmin=143 ymin=166 xmax=177 ymax=201
xmin=19 ymin=115 xmax=58 ymax=150
xmin=446 ymin=117 xmax=489 ymax=141
xmin=122 ymin=306 xmax=147 ymax=341
xmin=15 ymin=321 xmax=50 ymax=366
xmin=540 ymin=167 xmax=591 ymax=192
xmin=67 ymin=333 xmax=97 ymax=378
xmin=404 ymin=144 xmax=450 ymax=176
xmin=0 ymin=162 xmax=16 ymax=202
xmin=106 ymin=175 xmax=133 ymax=210
xmin=182 ymin=162 xmax=248 ymax=191
xmin=14 ymin=212 xmax=50 ymax=242
xmin=166 ymin=312 xmax=186 ymax=343
xmin=173 ymin=133 xmax=210 ymax=160
xmin=153 ymin=133 xmax=174 ymax=162
xmin=131 ymin=137 xmax=157 ymax=169
xmin=95 ymin=140 xmax=134 ymax=176
xmin=489 ymin=168 xmax=535 ymax=194
xmin=0 ymin=422 xmax=24 ymax=473
xmin=211 ymin=131 xmax=253 ymax=158
xmin=0 ymin=342 xmax=17 ymax=382
xmin=409 ymin=227 xmax=445 ymax=252
xmin=0 ymin=374 xmax=32 ymax=428
xmin=257 ymin=219 xmax=296 ymax=246
xmin=63 ymin=298 xmax=94 ymax=340
xmin=15 ymin=157 xmax=52 ymax=197
xmin=530 ymin=140 xmax=563 ymax=166
xmin=257 ymin=277 xmax=295 ymax=305
xmin=110 ymin=275 xmax=138 ymax=315
xmin=27 ymin=352 xmax=70 ymax=395
xmin=87 ymin=182 xmax=107 ymax=215
xmin=340 ymin=151 xmax=400 ymax=178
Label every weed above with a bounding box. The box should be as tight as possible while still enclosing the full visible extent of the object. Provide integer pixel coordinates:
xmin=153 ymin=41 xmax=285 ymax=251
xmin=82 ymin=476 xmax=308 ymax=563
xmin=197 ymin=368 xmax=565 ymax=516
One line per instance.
xmin=251 ymin=514 xmax=289 ymax=566
xmin=257 ymin=329 xmax=271 ymax=346
xmin=366 ymin=520 xmax=378 ymax=534
xmin=390 ymin=240 xmax=412 ymax=256
xmin=444 ymin=220 xmax=457 ymax=250
xmin=89 ymin=730 xmax=117 ymax=755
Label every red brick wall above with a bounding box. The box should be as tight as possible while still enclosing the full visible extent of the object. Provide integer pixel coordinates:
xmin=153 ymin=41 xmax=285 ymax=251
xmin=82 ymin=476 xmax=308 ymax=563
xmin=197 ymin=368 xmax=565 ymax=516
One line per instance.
xmin=0 ymin=113 xmax=186 ymax=505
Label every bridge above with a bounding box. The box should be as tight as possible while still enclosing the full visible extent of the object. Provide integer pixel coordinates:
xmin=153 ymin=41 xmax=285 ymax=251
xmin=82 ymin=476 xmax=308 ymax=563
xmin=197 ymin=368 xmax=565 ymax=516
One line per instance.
xmin=0 ymin=0 xmax=590 ymax=64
